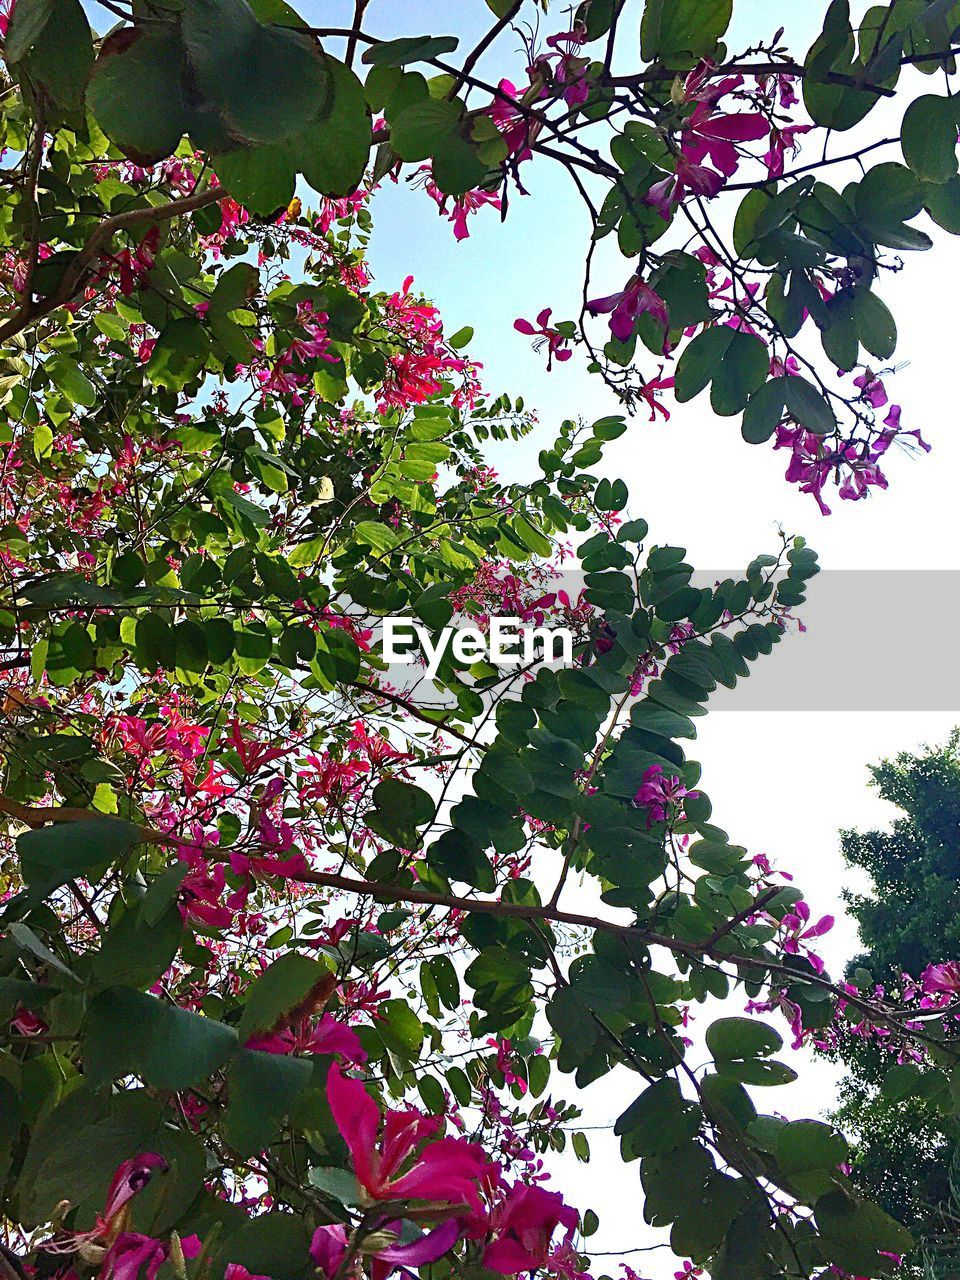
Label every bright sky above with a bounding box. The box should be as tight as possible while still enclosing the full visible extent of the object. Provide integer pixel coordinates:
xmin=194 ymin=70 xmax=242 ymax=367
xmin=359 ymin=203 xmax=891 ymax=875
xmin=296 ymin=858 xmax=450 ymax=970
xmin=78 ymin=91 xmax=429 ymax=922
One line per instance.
xmin=296 ymin=0 xmax=960 ymax=1269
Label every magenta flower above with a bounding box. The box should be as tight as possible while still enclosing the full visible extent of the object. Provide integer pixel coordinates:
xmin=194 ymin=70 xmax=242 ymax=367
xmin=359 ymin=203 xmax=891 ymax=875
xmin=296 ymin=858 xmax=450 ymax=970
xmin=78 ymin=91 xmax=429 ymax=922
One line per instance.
xmin=853 ymin=370 xmax=888 ymax=408
xmin=486 ymin=1037 xmax=528 ymax=1094
xmin=100 ymin=1234 xmax=169 ymax=1280
xmin=874 ymin=403 xmax=931 ymax=456
xmin=541 ymin=26 xmax=591 ymax=106
xmin=921 ymin=962 xmax=960 ymax=994
xmin=101 ymin=1154 xmax=169 ymax=1230
xmin=763 ymin=124 xmax=813 ymax=178
xmin=646 ymin=155 xmax=726 ymax=220
xmin=682 ymin=104 xmax=770 ymax=177
xmin=675 ymin=1261 xmax=704 ymax=1280
xmin=780 ymin=901 xmax=834 ymax=974
xmin=310 ymin=1220 xmax=460 ymax=1280
xmin=326 ymin=1063 xmax=491 ymax=1207
xmin=514 ymin=308 xmax=573 ymax=369
xmin=423 ymin=172 xmax=502 ymax=241
xmin=245 ymin=1012 xmax=366 ymax=1065
xmin=633 ymin=765 xmax=697 ymax=825
xmin=773 ymin=425 xmax=836 ymax=515
xmin=639 ymin=366 xmax=675 ymax=421
xmin=490 ymin=79 xmax=536 ymax=162
xmin=482 ymin=1184 xmax=578 ymax=1275
xmin=587 ymin=277 xmax=669 ymax=345
xmin=39 ymin=1154 xmax=170 ymax=1271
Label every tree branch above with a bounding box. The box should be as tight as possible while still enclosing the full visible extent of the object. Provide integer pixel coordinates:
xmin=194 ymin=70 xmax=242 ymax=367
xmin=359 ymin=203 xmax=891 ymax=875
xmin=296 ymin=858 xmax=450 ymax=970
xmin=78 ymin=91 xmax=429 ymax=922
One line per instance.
xmin=0 ymin=185 xmax=222 ymax=347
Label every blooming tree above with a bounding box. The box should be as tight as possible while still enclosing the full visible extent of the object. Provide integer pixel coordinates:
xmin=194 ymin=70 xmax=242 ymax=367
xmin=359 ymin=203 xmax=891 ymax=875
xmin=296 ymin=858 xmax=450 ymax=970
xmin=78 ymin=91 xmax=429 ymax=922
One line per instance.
xmin=0 ymin=6 xmax=957 ymax=1280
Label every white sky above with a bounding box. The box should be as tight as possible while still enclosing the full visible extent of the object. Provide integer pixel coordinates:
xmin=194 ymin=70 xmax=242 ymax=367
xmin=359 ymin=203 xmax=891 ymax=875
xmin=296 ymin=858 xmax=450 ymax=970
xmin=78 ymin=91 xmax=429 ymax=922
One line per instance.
xmin=296 ymin=0 xmax=960 ymax=1268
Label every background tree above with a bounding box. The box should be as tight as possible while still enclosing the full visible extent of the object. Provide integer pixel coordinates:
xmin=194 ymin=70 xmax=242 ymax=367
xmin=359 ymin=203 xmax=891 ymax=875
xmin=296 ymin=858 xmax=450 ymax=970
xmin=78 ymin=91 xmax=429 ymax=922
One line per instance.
xmin=0 ymin=5 xmax=960 ymax=1280
xmin=828 ymin=735 xmax=960 ymax=1250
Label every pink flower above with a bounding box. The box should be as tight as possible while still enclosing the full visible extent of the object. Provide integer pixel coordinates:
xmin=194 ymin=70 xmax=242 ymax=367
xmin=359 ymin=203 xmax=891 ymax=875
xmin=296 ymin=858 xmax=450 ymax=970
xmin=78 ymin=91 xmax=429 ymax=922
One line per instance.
xmin=763 ymin=124 xmax=813 ymax=178
xmin=633 ymin=765 xmax=697 ymax=825
xmin=100 ymin=1235 xmax=165 ymax=1280
xmin=482 ymin=1184 xmax=578 ymax=1274
xmin=490 ymin=80 xmax=536 ymax=161
xmin=101 ymin=1155 xmax=169 ymax=1230
xmin=421 ymin=172 xmax=502 ymax=241
xmin=639 ymin=366 xmax=675 ymax=421
xmin=245 ymin=1013 xmax=367 ymax=1065
xmin=682 ymin=104 xmax=770 ymax=177
xmin=40 ymin=1155 xmax=169 ymax=1269
xmin=540 ymin=26 xmax=591 ymax=106
xmin=646 ymin=155 xmax=726 ymax=220
xmin=780 ymin=900 xmax=834 ymax=974
xmin=921 ymin=962 xmax=960 ymax=994
xmin=176 ymin=857 xmax=236 ymax=930
xmin=326 ymin=1063 xmax=492 ymax=1207
xmin=486 ymin=1038 xmax=527 ymax=1093
xmin=514 ymin=308 xmax=573 ymax=369
xmin=853 ymin=370 xmax=888 ymax=409
xmin=309 ymin=1225 xmax=349 ymax=1278
xmin=310 ymin=1220 xmax=461 ymax=1280
xmin=9 ymin=1006 xmax=46 ymax=1036
xmin=587 ymin=277 xmax=669 ymax=345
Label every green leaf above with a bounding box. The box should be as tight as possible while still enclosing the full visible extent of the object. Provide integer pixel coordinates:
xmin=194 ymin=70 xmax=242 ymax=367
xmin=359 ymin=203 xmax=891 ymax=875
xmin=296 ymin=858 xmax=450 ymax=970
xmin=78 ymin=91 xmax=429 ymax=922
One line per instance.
xmin=87 ymin=28 xmax=188 ymax=165
xmin=675 ymin=327 xmax=735 ymax=402
xmin=802 ymin=4 xmax=879 ymax=132
xmin=146 ymin=319 xmax=212 ymax=390
xmin=430 ymin=954 xmax=460 ymax=1009
xmin=783 ymin=375 xmax=836 ymax=435
xmin=362 ymin=35 xmax=459 ymax=67
xmin=675 ymin=327 xmax=768 ymax=416
xmin=706 ymin=1016 xmax=783 ymax=1062
xmin=91 ymin=902 xmax=183 ymax=991
xmin=222 ymin=1050 xmax=313 ymax=1154
xmin=17 ymin=0 xmax=93 ymax=111
xmin=852 ymin=289 xmax=896 ymax=360
xmin=213 ymin=143 xmax=297 ymax=215
xmin=367 ymin=777 xmax=435 ymax=848
xmin=615 ymin=1079 xmax=703 ymax=1159
xmin=294 ymin=55 xmax=371 ymax=196
xmin=215 ymin=1213 xmax=312 ymax=1280
xmin=815 ymin=1190 xmax=914 ymax=1273
xmin=46 ymin=355 xmax=95 ymax=408
xmin=901 ymin=94 xmax=959 ymax=184
xmin=389 ymin=96 xmax=462 ymax=161
xmin=640 ymin=0 xmax=732 ymax=61
xmin=17 ymin=818 xmax=139 ymax=898
xmin=210 ymin=262 xmax=259 ymax=317
xmin=448 ymin=325 xmax=474 ymax=349
xmin=432 ymin=133 xmax=488 ymax=197
xmin=855 ymin=162 xmax=924 ymax=230
xmin=308 ymin=1165 xmax=362 ymax=1204
xmin=417 ymin=1074 xmax=446 ymax=1114
xmin=236 ymin=952 xmax=332 ymax=1044
xmin=775 ymin=1119 xmax=848 ymax=1173
xmin=741 ymin=377 xmax=786 ymax=444
xmin=923 ymin=175 xmax=960 ymax=232
xmin=377 ymin=998 xmax=424 ymax=1058
xmin=354 ymin=520 xmax=399 ymax=553
xmin=183 ymin=0 xmax=329 ymax=144
xmin=84 ymin=987 xmax=237 ymax=1089
xmin=4 ymin=0 xmax=54 ymax=65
